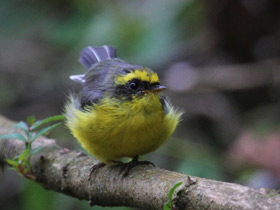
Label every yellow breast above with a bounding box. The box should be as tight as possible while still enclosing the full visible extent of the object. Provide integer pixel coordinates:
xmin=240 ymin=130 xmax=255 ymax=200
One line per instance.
xmin=65 ymin=94 xmax=180 ymax=164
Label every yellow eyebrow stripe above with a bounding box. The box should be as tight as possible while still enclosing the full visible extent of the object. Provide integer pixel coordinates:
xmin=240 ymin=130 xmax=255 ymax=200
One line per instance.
xmin=115 ymin=69 xmax=159 ymax=85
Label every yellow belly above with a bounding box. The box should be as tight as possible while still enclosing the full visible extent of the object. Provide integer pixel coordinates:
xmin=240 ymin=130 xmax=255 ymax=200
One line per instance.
xmin=65 ymin=94 xmax=180 ymax=164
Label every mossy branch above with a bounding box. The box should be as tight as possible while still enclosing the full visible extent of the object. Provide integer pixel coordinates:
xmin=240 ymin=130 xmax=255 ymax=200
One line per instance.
xmin=0 ymin=115 xmax=280 ymax=210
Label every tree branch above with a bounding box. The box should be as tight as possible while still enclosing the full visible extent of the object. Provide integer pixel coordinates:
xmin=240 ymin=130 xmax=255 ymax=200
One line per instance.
xmin=0 ymin=115 xmax=280 ymax=210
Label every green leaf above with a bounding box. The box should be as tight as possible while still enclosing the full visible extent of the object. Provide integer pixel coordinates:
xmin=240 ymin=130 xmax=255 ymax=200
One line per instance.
xmin=6 ymin=159 xmax=19 ymax=168
xmin=27 ymin=116 xmax=36 ymax=126
xmin=30 ymin=115 xmax=65 ymax=131
xmin=168 ymin=182 xmax=183 ymax=200
xmin=18 ymin=149 xmax=30 ymax=162
xmin=31 ymin=147 xmax=44 ymax=155
xmin=164 ymin=202 xmax=171 ymax=210
xmin=164 ymin=181 xmax=183 ymax=210
xmin=14 ymin=121 xmax=29 ymax=133
xmin=0 ymin=133 xmax=27 ymax=142
xmin=31 ymin=122 xmax=61 ymax=142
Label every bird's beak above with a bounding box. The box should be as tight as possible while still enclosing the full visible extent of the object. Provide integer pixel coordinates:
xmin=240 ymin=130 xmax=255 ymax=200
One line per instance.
xmin=142 ymin=85 xmax=166 ymax=94
xmin=151 ymin=85 xmax=166 ymax=93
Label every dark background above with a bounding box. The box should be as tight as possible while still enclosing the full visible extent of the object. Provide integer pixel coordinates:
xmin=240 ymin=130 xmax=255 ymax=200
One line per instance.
xmin=1 ymin=0 xmax=280 ymax=209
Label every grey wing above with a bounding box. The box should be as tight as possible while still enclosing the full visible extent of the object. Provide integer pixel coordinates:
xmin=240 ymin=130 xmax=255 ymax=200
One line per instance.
xmin=80 ymin=89 xmax=104 ymax=109
xmin=80 ymin=66 xmax=110 ymax=109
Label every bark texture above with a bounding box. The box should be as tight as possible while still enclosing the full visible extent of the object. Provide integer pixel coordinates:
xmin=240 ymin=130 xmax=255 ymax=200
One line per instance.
xmin=0 ymin=115 xmax=280 ymax=210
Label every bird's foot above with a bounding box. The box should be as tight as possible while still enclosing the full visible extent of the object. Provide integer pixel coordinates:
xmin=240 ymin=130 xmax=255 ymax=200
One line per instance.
xmin=88 ymin=162 xmax=106 ymax=180
xmin=120 ymin=156 xmax=155 ymax=177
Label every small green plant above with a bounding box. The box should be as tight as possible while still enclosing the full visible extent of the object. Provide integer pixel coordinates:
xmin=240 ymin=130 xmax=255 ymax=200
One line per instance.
xmin=0 ymin=115 xmax=65 ymax=179
xmin=164 ymin=181 xmax=183 ymax=210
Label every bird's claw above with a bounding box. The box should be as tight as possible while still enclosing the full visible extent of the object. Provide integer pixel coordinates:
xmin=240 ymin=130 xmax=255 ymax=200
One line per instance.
xmin=121 ymin=156 xmax=155 ymax=177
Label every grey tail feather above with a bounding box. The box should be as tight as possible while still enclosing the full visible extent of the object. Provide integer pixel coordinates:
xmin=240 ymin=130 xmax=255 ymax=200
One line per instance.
xmin=78 ymin=45 xmax=117 ymax=69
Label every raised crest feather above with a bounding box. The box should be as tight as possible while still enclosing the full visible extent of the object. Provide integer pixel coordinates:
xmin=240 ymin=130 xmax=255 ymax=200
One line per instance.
xmin=69 ymin=74 xmax=85 ymax=84
xmin=78 ymin=45 xmax=116 ymax=69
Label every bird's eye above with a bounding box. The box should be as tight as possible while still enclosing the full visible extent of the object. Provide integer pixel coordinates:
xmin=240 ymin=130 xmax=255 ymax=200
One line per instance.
xmin=129 ymin=82 xmax=138 ymax=90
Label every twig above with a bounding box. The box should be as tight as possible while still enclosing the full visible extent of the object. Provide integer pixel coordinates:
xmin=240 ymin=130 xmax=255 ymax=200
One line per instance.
xmin=0 ymin=115 xmax=280 ymax=210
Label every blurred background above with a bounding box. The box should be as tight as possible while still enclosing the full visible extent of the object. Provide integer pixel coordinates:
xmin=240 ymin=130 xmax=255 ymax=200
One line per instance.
xmin=1 ymin=0 xmax=280 ymax=209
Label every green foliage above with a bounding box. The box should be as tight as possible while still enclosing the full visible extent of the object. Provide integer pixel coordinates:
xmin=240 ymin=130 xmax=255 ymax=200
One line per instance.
xmin=21 ymin=180 xmax=55 ymax=210
xmin=0 ymin=115 xmax=65 ymax=179
xmin=164 ymin=181 xmax=183 ymax=210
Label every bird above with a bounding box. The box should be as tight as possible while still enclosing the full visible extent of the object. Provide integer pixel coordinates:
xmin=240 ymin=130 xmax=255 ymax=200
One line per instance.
xmin=64 ymin=45 xmax=182 ymax=176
